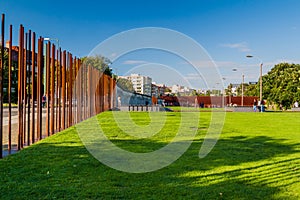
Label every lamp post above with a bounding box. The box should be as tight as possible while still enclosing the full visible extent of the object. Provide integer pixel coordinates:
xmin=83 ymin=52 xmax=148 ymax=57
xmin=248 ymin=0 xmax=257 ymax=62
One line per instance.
xmin=232 ymin=68 xmax=244 ymax=106
xmin=246 ymin=55 xmax=263 ymax=112
xmin=241 ymin=74 xmax=244 ymax=106
xmin=44 ymin=37 xmax=59 ymax=48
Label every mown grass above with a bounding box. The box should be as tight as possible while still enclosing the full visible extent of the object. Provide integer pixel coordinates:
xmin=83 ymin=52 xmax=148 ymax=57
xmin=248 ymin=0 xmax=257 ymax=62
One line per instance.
xmin=0 ymin=111 xmax=299 ymax=199
xmin=166 ymin=106 xmax=223 ymax=112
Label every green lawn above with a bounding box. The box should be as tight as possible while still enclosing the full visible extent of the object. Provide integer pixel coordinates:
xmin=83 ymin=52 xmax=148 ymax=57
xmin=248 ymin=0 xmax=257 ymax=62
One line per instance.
xmin=166 ymin=106 xmax=223 ymax=112
xmin=0 ymin=111 xmax=299 ymax=199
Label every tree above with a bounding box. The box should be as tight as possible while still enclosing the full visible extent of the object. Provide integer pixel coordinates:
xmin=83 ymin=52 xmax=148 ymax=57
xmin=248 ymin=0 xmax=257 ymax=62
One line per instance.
xmin=0 ymin=46 xmax=18 ymax=103
xmin=191 ymin=90 xmax=198 ymax=96
xmin=225 ymin=83 xmax=233 ymax=96
xmin=244 ymin=84 xmax=259 ymax=97
xmin=248 ymin=63 xmax=300 ymax=109
xmin=81 ymin=55 xmax=112 ymax=76
xmin=165 ymin=87 xmax=171 ymax=93
xmin=206 ymin=90 xmax=211 ymax=96
xmin=116 ymin=77 xmax=134 ymax=92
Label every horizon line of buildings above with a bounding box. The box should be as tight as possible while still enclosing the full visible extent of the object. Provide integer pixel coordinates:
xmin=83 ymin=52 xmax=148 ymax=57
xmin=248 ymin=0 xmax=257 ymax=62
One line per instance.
xmin=119 ymin=73 xmax=249 ymax=97
xmin=119 ymin=73 xmax=209 ymax=97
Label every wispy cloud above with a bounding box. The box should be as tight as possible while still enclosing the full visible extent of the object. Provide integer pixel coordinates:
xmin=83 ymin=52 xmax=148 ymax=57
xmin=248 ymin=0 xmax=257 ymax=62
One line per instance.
xmin=123 ymin=60 xmax=148 ymax=65
xmin=185 ymin=73 xmax=203 ymax=81
xmin=221 ymin=42 xmax=251 ymax=52
xmin=273 ymin=59 xmax=300 ymax=65
xmin=110 ymin=52 xmax=118 ymax=59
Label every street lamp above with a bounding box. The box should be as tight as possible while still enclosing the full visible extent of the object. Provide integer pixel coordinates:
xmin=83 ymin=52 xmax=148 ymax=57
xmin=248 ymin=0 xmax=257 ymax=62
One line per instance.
xmin=44 ymin=37 xmax=59 ymax=48
xmin=232 ymin=68 xmax=244 ymax=106
xmin=246 ymin=54 xmax=263 ymax=112
xmin=241 ymin=74 xmax=244 ymax=106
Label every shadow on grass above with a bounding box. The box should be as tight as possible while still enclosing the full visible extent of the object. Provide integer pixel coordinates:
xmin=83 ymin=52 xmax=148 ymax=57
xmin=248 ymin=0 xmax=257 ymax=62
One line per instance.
xmin=191 ymin=135 xmax=300 ymax=168
xmin=0 ymin=131 xmax=299 ymax=199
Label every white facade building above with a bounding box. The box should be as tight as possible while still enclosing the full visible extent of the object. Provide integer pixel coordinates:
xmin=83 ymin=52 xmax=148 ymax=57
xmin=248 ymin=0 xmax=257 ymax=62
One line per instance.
xmin=120 ymin=74 xmax=152 ymax=96
xmin=171 ymin=84 xmax=192 ymax=94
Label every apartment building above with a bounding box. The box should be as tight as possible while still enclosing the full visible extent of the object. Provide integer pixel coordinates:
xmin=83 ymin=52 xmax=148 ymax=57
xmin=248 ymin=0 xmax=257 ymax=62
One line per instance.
xmin=120 ymin=74 xmax=152 ymax=96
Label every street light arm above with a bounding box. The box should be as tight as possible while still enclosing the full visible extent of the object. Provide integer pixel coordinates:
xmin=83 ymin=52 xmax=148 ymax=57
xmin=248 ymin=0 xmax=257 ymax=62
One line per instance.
xmin=44 ymin=37 xmax=60 ymax=48
xmin=246 ymin=54 xmax=263 ymax=111
xmin=246 ymin=54 xmax=263 ymax=65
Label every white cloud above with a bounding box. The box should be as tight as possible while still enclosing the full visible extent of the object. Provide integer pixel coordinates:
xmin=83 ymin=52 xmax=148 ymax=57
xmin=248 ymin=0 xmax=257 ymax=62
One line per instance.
xmin=221 ymin=42 xmax=251 ymax=52
xmin=185 ymin=73 xmax=202 ymax=80
xmin=110 ymin=52 xmax=118 ymax=59
xmin=272 ymin=59 xmax=300 ymax=65
xmin=123 ymin=60 xmax=148 ymax=65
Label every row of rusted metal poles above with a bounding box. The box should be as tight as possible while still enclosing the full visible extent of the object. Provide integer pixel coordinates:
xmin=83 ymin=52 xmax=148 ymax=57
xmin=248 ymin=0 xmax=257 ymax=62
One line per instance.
xmin=0 ymin=14 xmax=116 ymax=158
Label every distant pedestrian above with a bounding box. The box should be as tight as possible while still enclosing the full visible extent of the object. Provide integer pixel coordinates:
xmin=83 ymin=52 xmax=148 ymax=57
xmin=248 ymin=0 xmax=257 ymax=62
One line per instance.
xmin=200 ymin=102 xmax=204 ymax=108
xmin=118 ymin=96 xmax=121 ymax=108
xmin=42 ymin=94 xmax=46 ymax=108
xmin=253 ymin=99 xmax=257 ymax=112
xmin=294 ymin=101 xmax=299 ymax=108
xmin=194 ymin=97 xmax=198 ymax=108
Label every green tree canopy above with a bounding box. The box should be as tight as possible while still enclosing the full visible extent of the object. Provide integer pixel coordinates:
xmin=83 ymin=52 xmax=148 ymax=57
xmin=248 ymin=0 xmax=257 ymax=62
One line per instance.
xmin=81 ymin=55 xmax=112 ymax=76
xmin=116 ymin=77 xmax=134 ymax=92
xmin=230 ymin=63 xmax=300 ymax=109
xmin=0 ymin=46 xmax=18 ymax=103
xmin=244 ymin=63 xmax=300 ymax=109
xmin=262 ymin=63 xmax=300 ymax=109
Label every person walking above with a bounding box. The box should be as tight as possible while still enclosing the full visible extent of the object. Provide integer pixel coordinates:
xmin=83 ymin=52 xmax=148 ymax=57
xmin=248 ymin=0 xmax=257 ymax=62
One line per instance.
xmin=253 ymin=99 xmax=257 ymax=112
xmin=294 ymin=101 xmax=299 ymax=108
xmin=42 ymin=94 xmax=47 ymax=108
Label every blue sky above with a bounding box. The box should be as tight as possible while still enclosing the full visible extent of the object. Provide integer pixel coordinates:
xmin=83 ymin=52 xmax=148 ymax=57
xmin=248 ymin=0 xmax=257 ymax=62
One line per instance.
xmin=1 ymin=0 xmax=300 ymax=89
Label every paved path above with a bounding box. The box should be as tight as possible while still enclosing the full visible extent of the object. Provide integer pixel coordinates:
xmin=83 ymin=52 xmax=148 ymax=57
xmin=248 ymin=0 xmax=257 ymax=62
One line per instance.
xmin=2 ymin=108 xmax=50 ymax=154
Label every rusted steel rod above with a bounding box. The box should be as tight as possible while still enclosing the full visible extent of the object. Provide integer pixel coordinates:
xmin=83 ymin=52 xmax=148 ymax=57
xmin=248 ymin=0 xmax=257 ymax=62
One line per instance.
xmin=61 ymin=50 xmax=66 ymax=130
xmin=58 ymin=48 xmax=62 ymax=131
xmin=75 ymin=58 xmax=80 ymax=123
xmin=36 ymin=38 xmax=40 ymax=140
xmin=50 ymin=44 xmax=55 ymax=135
xmin=103 ymin=75 xmax=108 ymax=111
xmin=82 ymin=63 xmax=86 ymax=121
xmin=36 ymin=37 xmax=43 ymax=140
xmin=0 ymin=14 xmax=4 ymax=158
xmin=8 ymin=24 xmax=12 ymax=153
xmin=27 ymin=30 xmax=31 ymax=146
xmin=73 ymin=57 xmax=76 ymax=125
xmin=23 ymin=32 xmax=27 ymax=146
xmin=55 ymin=49 xmax=58 ymax=132
xmin=78 ymin=59 xmax=81 ymax=122
xmin=68 ymin=53 xmax=73 ymax=127
xmin=66 ymin=52 xmax=69 ymax=127
xmin=31 ymin=32 xmax=36 ymax=144
xmin=18 ymin=25 xmax=24 ymax=150
xmin=45 ymin=41 xmax=50 ymax=136
xmin=87 ymin=65 xmax=91 ymax=118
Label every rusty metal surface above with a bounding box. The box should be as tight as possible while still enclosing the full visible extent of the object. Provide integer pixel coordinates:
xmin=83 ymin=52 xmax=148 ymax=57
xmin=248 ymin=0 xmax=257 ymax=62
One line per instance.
xmin=61 ymin=50 xmax=66 ymax=130
xmin=31 ymin=32 xmax=36 ymax=144
xmin=37 ymin=37 xmax=43 ymax=140
xmin=18 ymin=25 xmax=24 ymax=150
xmin=68 ymin=53 xmax=73 ymax=127
xmin=46 ymin=42 xmax=50 ymax=137
xmin=27 ymin=31 xmax=31 ymax=146
xmin=50 ymin=44 xmax=55 ymax=135
xmin=8 ymin=24 xmax=12 ymax=153
xmin=0 ymin=14 xmax=4 ymax=158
